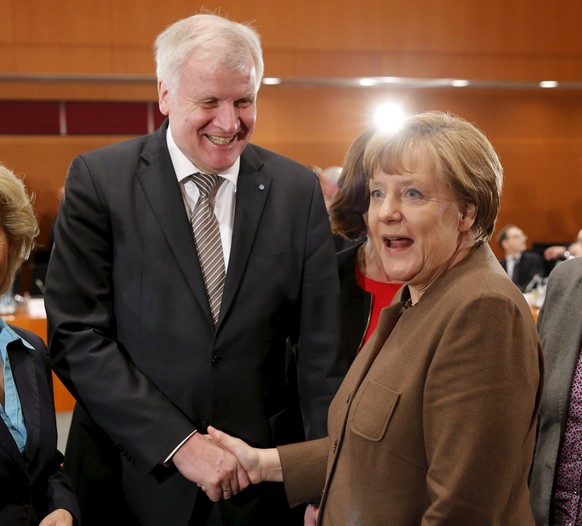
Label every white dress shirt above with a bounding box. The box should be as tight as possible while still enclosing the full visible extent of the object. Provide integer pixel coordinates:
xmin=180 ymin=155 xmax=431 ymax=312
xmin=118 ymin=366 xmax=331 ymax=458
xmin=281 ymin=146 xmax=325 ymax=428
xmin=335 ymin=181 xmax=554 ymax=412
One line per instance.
xmin=506 ymin=254 xmax=521 ymax=281
xmin=162 ymin=125 xmax=240 ymax=463
xmin=166 ymin=124 xmax=238 ymax=270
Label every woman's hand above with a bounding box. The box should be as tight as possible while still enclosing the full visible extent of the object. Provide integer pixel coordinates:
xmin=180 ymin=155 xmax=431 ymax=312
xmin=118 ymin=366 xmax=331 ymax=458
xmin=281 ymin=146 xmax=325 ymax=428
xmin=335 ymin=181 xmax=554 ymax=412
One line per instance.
xmin=172 ymin=431 xmax=250 ymax=502
xmin=208 ymin=426 xmax=283 ymax=484
xmin=39 ymin=508 xmax=73 ymax=526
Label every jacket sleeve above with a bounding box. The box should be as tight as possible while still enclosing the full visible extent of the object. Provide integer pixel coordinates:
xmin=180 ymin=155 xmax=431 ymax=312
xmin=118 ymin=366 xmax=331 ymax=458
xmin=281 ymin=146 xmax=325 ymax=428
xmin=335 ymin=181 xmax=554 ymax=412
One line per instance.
xmin=294 ymin=176 xmax=345 ymax=440
xmin=278 ymin=437 xmax=328 ymax=506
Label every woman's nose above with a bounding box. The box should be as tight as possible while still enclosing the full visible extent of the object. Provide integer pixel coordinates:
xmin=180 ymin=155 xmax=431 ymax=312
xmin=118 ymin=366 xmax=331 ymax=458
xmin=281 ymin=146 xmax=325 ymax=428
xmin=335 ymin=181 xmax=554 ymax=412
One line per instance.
xmin=378 ymin=196 xmax=402 ymax=223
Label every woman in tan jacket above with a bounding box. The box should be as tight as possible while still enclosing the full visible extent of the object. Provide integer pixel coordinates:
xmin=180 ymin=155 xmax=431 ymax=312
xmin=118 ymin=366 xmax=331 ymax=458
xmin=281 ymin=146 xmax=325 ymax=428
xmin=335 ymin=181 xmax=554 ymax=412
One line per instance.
xmin=208 ymin=111 xmax=543 ymax=525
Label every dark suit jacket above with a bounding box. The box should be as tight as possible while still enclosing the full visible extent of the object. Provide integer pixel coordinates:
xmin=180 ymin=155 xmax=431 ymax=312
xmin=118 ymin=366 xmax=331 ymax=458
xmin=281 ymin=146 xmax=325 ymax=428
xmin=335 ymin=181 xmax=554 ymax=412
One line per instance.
xmin=0 ymin=325 xmax=79 ymax=525
xmin=45 ymin=122 xmax=342 ymax=525
xmin=500 ymin=250 xmax=545 ymax=291
xmin=337 ymin=242 xmax=408 ymax=367
xmin=529 ymin=257 xmax=582 ymax=525
xmin=280 ymin=244 xmax=542 ymax=525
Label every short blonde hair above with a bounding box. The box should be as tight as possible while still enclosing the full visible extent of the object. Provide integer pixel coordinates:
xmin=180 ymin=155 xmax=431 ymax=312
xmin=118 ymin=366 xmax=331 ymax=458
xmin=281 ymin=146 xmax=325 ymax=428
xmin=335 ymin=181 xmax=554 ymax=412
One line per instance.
xmin=364 ymin=111 xmax=503 ymax=242
xmin=0 ymin=164 xmax=39 ymax=294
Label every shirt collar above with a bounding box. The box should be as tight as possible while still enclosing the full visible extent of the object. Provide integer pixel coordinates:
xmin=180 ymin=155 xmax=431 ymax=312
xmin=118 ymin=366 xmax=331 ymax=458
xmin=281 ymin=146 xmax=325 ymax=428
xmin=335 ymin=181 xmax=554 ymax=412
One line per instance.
xmin=166 ymin=124 xmax=239 ymax=190
xmin=0 ymin=317 xmax=35 ymax=361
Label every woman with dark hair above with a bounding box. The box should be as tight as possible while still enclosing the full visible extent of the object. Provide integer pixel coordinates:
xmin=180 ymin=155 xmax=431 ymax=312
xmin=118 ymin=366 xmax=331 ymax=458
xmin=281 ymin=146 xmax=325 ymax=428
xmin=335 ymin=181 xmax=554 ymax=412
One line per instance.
xmin=329 ymin=128 xmax=406 ymax=363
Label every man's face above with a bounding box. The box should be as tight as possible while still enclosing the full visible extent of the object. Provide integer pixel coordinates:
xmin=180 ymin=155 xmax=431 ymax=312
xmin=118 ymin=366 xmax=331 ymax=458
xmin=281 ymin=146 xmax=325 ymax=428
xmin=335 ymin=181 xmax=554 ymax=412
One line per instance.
xmin=158 ymin=54 xmax=258 ymax=174
xmin=502 ymin=226 xmax=527 ymax=256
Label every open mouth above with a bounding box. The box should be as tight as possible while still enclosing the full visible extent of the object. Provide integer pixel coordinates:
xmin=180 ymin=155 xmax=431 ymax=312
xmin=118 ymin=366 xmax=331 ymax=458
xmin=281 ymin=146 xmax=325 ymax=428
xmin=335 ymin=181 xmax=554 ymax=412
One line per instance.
xmin=383 ymin=236 xmax=413 ymax=249
xmin=206 ymin=134 xmax=236 ymax=145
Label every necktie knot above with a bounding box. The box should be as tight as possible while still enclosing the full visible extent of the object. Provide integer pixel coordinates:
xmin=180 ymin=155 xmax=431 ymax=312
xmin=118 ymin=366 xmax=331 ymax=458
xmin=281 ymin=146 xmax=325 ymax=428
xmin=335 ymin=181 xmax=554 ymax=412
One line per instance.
xmin=191 ymin=172 xmax=219 ymax=197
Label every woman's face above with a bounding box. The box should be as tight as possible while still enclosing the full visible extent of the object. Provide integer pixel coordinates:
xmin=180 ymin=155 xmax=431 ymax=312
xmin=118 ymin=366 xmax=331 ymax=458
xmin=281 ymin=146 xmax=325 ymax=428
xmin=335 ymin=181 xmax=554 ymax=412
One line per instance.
xmin=368 ymin=162 xmax=475 ymax=298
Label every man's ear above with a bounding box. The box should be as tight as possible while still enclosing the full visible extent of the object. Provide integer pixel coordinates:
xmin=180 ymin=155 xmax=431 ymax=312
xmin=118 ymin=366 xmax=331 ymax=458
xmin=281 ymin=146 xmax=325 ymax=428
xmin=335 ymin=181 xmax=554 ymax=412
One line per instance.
xmin=158 ymin=80 xmax=170 ymax=116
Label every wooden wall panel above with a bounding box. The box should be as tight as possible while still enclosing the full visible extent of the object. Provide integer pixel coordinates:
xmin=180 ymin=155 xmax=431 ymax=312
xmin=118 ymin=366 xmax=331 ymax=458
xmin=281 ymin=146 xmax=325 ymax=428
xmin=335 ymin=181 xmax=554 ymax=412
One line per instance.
xmin=1 ymin=0 xmax=582 ymax=264
xmin=2 ymin=0 xmax=582 ymax=79
xmin=0 ymin=136 xmax=124 ymax=245
xmin=253 ymin=86 xmax=582 ymax=250
xmin=1 ymin=85 xmax=580 ymax=255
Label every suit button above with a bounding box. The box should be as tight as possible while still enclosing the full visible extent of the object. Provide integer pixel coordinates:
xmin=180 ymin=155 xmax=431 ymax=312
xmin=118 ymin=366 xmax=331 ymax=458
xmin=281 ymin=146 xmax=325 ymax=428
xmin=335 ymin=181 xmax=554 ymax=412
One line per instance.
xmin=332 ymin=439 xmax=338 ymax=453
xmin=211 ymin=355 xmax=223 ymax=367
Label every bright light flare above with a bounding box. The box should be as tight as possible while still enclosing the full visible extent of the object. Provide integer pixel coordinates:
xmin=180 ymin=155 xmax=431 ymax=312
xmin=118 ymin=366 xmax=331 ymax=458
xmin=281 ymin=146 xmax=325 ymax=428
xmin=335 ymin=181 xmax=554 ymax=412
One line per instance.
xmin=373 ymin=103 xmax=406 ymax=133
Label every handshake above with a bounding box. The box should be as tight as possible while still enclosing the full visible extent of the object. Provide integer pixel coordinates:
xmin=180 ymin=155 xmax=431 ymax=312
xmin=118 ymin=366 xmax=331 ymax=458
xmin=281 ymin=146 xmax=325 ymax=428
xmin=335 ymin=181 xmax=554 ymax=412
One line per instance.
xmin=171 ymin=426 xmax=282 ymax=502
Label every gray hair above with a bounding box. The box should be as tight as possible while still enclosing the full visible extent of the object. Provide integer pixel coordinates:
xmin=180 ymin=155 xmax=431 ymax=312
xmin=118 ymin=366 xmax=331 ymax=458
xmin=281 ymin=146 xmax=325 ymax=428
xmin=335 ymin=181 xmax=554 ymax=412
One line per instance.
xmin=154 ymin=13 xmax=264 ymax=94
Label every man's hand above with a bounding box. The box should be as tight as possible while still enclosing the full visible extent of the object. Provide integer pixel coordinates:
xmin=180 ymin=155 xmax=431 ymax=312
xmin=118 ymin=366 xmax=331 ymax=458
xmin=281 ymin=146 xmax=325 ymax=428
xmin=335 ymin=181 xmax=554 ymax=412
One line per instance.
xmin=172 ymin=431 xmax=250 ymax=502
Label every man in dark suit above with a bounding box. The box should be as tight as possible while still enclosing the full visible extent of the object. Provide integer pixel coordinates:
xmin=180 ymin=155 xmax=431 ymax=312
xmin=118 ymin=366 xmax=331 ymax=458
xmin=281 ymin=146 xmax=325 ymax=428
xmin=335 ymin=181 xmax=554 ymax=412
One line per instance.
xmin=497 ymin=224 xmax=545 ymax=291
xmin=44 ymin=13 xmax=343 ymax=526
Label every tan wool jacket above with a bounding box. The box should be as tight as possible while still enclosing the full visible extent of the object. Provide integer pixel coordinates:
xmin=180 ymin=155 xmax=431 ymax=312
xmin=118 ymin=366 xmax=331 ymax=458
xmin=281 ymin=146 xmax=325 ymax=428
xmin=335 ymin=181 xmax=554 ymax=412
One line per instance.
xmin=279 ymin=243 xmax=543 ymax=526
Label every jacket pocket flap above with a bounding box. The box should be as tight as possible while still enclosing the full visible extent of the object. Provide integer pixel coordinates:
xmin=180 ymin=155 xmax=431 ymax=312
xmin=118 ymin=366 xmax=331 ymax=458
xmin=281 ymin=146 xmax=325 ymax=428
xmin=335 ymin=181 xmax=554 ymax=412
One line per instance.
xmin=351 ymin=380 xmax=399 ymax=442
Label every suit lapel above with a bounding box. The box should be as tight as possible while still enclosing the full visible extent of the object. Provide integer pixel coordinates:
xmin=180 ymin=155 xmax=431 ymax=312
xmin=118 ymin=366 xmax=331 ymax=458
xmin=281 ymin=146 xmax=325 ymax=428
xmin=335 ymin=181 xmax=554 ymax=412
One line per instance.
xmin=136 ymin=124 xmax=212 ymax=321
xmin=218 ymin=147 xmax=270 ymax=326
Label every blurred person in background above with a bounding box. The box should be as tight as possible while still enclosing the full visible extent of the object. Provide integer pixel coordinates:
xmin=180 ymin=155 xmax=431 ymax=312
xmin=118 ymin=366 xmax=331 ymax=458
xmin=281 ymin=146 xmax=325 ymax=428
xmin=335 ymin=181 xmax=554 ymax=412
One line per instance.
xmin=544 ymin=228 xmax=582 ymax=261
xmin=329 ymin=128 xmax=407 ymax=363
xmin=497 ymin=223 xmax=545 ymax=291
xmin=0 ymin=164 xmax=79 ymax=526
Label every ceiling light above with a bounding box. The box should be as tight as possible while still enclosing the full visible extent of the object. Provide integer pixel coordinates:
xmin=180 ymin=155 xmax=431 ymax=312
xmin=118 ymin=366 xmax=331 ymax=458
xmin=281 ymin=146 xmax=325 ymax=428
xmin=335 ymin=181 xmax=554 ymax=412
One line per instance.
xmin=539 ymin=80 xmax=558 ymax=88
xmin=262 ymin=77 xmax=282 ymax=85
xmin=358 ymin=78 xmax=377 ymax=87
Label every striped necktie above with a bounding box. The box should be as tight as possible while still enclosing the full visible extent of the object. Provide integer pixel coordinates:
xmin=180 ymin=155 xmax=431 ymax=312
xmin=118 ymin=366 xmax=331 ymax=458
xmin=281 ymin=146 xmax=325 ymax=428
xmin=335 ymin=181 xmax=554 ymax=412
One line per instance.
xmin=190 ymin=173 xmax=225 ymax=325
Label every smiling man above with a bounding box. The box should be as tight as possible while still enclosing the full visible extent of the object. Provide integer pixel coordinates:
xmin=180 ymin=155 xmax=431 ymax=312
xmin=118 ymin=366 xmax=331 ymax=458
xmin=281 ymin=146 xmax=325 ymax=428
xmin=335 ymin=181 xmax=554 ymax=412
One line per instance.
xmin=44 ymin=13 xmax=343 ymax=526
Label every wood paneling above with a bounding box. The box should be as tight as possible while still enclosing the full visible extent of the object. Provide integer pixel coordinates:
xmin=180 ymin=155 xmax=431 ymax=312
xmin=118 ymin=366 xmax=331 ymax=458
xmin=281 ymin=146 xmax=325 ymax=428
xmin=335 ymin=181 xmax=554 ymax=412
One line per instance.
xmin=2 ymin=0 xmax=582 ymax=79
xmin=0 ymin=136 xmax=126 ymax=246
xmin=1 ymin=0 xmax=582 ymax=259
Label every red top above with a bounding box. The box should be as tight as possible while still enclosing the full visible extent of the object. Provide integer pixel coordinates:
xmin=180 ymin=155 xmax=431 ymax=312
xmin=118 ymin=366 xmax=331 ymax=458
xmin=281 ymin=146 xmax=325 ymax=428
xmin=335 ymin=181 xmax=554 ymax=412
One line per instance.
xmin=355 ymin=265 xmax=403 ymax=351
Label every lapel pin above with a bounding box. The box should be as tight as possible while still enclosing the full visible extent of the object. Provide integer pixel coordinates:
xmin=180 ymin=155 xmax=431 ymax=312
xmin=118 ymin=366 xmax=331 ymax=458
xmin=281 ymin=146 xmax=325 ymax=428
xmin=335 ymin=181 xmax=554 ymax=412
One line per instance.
xmin=259 ymin=184 xmax=265 ymax=191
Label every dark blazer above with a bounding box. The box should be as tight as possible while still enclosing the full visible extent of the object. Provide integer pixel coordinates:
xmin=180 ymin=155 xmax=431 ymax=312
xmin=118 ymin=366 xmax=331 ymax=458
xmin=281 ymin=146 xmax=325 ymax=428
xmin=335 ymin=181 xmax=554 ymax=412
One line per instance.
xmin=530 ymin=257 xmax=582 ymax=525
xmin=0 ymin=325 xmax=79 ymax=525
xmin=337 ymin=242 xmax=409 ymax=366
xmin=45 ymin=122 xmax=342 ymax=526
xmin=280 ymin=244 xmax=542 ymax=525
xmin=337 ymin=242 xmax=369 ymax=365
xmin=500 ymin=250 xmax=545 ymax=291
